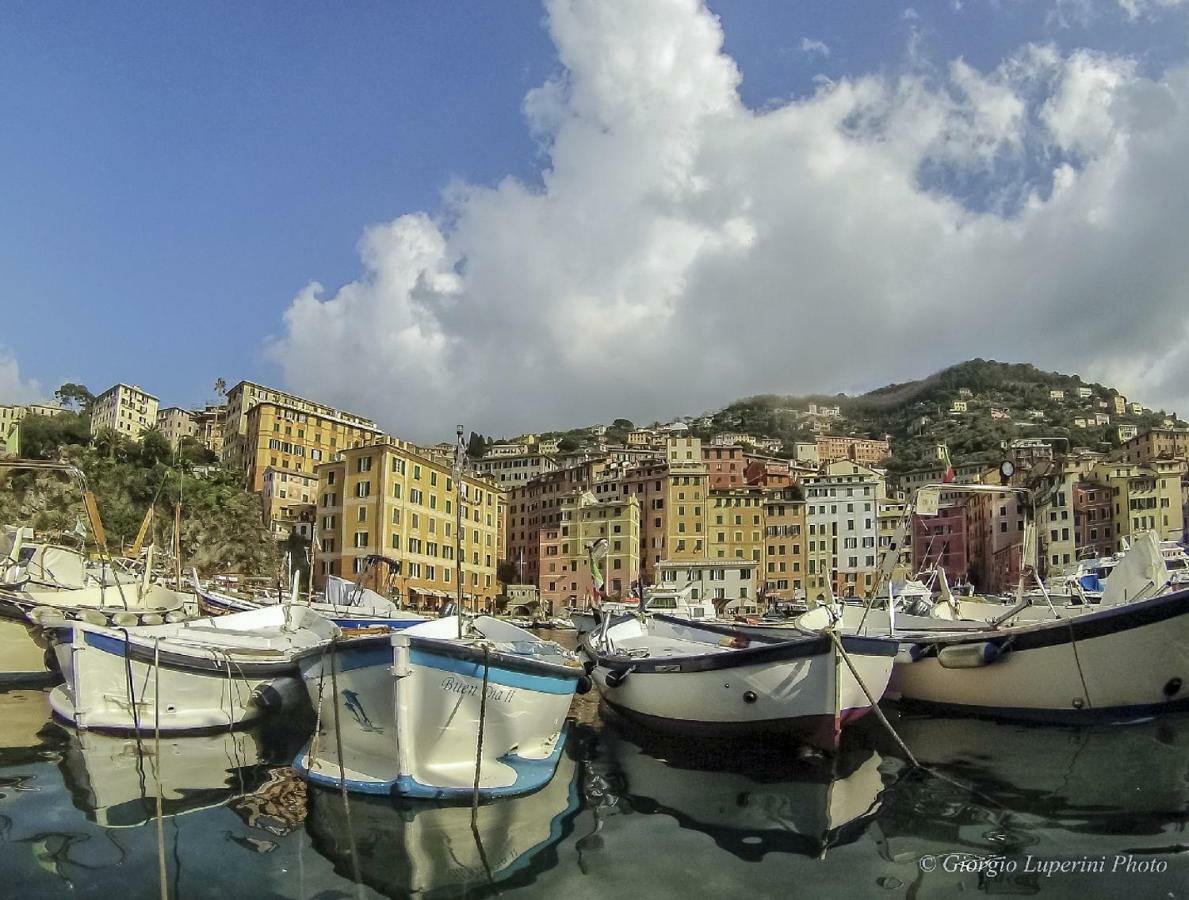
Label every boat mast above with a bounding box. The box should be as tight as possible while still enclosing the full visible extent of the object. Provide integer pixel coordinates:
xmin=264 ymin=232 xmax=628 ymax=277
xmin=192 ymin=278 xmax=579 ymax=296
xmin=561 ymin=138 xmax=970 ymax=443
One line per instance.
xmin=454 ymin=424 xmax=465 ymax=639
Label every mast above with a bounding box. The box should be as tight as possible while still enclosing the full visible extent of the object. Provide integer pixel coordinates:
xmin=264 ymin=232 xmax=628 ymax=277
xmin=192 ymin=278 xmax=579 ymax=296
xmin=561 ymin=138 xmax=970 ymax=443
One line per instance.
xmin=454 ymin=424 xmax=465 ymax=639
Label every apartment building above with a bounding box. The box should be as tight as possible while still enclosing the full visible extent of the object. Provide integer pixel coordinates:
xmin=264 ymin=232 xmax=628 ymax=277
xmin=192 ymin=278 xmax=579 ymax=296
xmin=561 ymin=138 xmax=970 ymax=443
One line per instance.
xmin=538 ymin=491 xmax=640 ymax=609
xmin=762 ymin=488 xmax=807 ymax=602
xmin=238 ymin=400 xmax=387 ymax=493
xmin=90 ymin=383 xmax=159 ymax=439
xmin=703 ymin=444 xmax=745 ymax=488
xmin=1073 ymin=482 xmax=1115 ymax=561
xmin=815 ymin=435 xmax=891 ymax=467
xmin=262 ymin=467 xmax=319 ymax=536
xmin=964 ymin=480 xmax=1027 ymax=594
xmin=191 ymin=403 xmax=227 ymax=454
xmin=473 ymin=451 xmax=559 ymax=488
xmin=220 ymin=380 xmax=380 ymax=487
xmin=1085 ymin=459 xmax=1186 ymax=549
xmin=313 ymin=440 xmax=504 ymax=609
xmin=654 ymin=559 xmax=759 ymax=609
xmin=707 ymin=487 xmax=764 ymax=564
xmin=1113 ymin=428 xmax=1189 ymax=465
xmin=156 ymin=407 xmax=196 ymax=449
xmin=803 ymin=461 xmax=883 ymax=600
xmin=911 ymin=505 xmax=969 ymax=586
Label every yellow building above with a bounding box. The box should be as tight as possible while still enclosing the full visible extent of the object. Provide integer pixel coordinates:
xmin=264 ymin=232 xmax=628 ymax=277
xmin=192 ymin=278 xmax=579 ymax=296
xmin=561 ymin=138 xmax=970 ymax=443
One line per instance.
xmin=1113 ymin=428 xmax=1189 ymax=465
xmin=261 ymin=467 xmax=319 ymax=536
xmin=1087 ymin=459 xmax=1187 ymax=549
xmin=708 ymin=487 xmax=764 ymax=564
xmin=539 ymin=490 xmax=640 ymax=608
xmin=90 ymin=383 xmax=158 ymax=439
xmin=1 ymin=402 xmax=65 ymax=453
xmin=191 ymin=403 xmax=227 ymax=455
xmin=237 ymin=400 xmax=387 ymax=493
xmin=313 ymin=439 xmax=504 ymax=610
xmin=220 ymin=380 xmax=380 ymax=487
xmin=762 ymin=488 xmax=806 ymax=602
xmin=156 ymin=406 xmax=196 ymax=449
xmin=665 ymin=437 xmax=708 ymax=560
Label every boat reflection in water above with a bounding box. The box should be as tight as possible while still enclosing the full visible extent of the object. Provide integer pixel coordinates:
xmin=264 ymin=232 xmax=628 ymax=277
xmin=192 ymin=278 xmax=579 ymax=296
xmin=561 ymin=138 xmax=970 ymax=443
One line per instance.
xmin=57 ymin=722 xmax=307 ymax=830
xmin=307 ymin=744 xmax=581 ymax=898
xmin=591 ymin=719 xmax=896 ymax=860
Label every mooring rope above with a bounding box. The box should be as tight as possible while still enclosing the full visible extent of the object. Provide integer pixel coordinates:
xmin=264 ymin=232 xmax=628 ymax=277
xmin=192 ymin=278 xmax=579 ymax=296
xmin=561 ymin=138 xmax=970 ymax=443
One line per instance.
xmin=470 ymin=642 xmax=495 ymax=884
xmin=327 ymin=638 xmax=361 ymax=887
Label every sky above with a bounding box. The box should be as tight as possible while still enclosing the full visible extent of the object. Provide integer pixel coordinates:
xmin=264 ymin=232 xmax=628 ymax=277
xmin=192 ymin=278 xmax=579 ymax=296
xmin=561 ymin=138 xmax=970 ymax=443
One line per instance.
xmin=3 ymin=0 xmax=1189 ymax=441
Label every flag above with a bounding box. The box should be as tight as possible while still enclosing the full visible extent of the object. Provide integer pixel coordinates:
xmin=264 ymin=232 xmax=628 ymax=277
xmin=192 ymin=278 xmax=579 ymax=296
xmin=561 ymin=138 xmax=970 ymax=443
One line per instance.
xmin=941 ymin=445 xmax=956 ymax=483
xmin=587 ymin=538 xmax=608 ymax=601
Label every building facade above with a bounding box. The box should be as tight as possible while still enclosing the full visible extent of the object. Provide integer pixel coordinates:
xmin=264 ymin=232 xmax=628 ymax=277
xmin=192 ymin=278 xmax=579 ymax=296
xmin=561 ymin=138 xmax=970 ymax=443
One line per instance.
xmin=90 ymin=384 xmax=159 ymax=439
xmin=804 ymin=461 xmax=882 ymax=600
xmin=156 ymin=407 xmax=196 ymax=449
xmin=538 ymin=491 xmax=640 ymax=610
xmin=815 ymin=435 xmax=891 ymax=467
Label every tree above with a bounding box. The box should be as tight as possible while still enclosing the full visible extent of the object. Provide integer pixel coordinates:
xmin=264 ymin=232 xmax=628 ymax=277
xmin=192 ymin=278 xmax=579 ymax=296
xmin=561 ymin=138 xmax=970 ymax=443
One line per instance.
xmin=557 ymin=435 xmax=579 ymax=452
xmin=176 ymin=435 xmax=217 ymax=467
xmin=496 ymin=559 xmax=518 ymax=586
xmin=139 ymin=428 xmax=173 ymax=467
xmin=54 ymin=382 xmax=95 ymax=413
xmin=467 ymin=431 xmax=487 ymax=458
xmin=213 ymin=377 xmax=227 ymax=397
xmin=17 ymin=411 xmax=92 ymax=459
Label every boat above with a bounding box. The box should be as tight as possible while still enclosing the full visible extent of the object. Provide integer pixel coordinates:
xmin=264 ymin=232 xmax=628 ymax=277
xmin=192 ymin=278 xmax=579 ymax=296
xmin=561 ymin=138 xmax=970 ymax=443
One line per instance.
xmin=580 ymin=611 xmax=899 ymax=752
xmin=192 ymin=558 xmax=425 ymax=632
xmin=571 ymin=581 xmax=716 ymax=636
xmin=294 ymin=614 xmax=585 ymax=798
xmin=47 ymin=603 xmax=337 ymax=733
xmin=887 ymin=584 xmax=1189 ymax=721
xmin=305 ymin=739 xmax=581 ymax=896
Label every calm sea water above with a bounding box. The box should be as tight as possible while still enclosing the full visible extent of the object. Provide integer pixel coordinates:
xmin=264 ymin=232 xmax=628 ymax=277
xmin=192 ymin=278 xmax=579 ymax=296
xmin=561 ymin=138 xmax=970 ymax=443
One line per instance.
xmin=2 ymin=633 xmax=1186 ymax=899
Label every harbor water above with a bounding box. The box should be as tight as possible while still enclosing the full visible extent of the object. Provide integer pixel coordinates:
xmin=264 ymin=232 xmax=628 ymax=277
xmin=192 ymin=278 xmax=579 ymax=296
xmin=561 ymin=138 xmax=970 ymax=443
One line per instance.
xmin=2 ymin=631 xmax=1187 ymax=899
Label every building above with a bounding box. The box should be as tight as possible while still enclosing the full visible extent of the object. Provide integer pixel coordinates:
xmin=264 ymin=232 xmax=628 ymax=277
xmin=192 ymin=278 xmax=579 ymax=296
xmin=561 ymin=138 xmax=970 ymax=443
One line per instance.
xmin=90 ymin=383 xmax=159 ymax=439
xmin=1113 ymin=428 xmax=1189 ymax=465
xmin=1073 ymin=482 xmax=1115 ymax=561
xmin=626 ymin=428 xmax=658 ymax=448
xmin=312 ymin=439 xmax=504 ymax=610
xmin=1049 ymin=389 xmax=1065 ymax=401
xmin=654 ymin=559 xmax=758 ymax=609
xmin=815 ymin=435 xmax=890 ymax=467
xmin=0 ymin=402 xmax=66 ymax=453
xmin=473 ymin=451 xmax=559 ymax=488
xmin=950 ymin=400 xmax=968 ymax=414
xmin=703 ymin=444 xmax=745 ymax=488
xmin=1076 ymin=387 xmax=1093 ymax=400
xmin=803 ymin=461 xmax=882 ymax=600
xmin=707 ymin=487 xmax=765 ymax=564
xmin=792 ymin=441 xmax=820 ymax=467
xmin=744 ymin=455 xmax=794 ymax=488
xmin=964 ymin=481 xmax=1027 ymax=594
xmin=762 ymin=488 xmax=806 ymax=602
xmin=485 ymin=442 xmax=530 ymax=458
xmin=1085 ymin=459 xmax=1186 ymax=550
xmin=220 ymin=380 xmax=379 ymax=486
xmin=156 ymin=407 xmax=196 ymax=449
xmin=1112 ymin=395 xmax=1128 ymax=415
xmin=235 ymin=400 xmax=387 ymax=493
xmin=191 ymin=403 xmax=227 ymax=454
xmin=261 ymin=467 xmax=319 ymax=536
xmin=1129 ymin=402 xmax=1144 ymax=415
xmin=1116 ymin=425 xmax=1138 ymax=443
xmin=911 ymin=505 xmax=969 ymax=587
xmin=538 ymin=491 xmax=640 ymax=610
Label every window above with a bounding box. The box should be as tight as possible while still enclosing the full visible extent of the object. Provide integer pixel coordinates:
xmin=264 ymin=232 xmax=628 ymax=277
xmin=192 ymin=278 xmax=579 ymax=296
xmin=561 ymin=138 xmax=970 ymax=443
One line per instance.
xmin=357 ymin=456 xmax=372 ymax=473
xmin=357 ymin=507 xmax=366 ymax=523
xmin=355 ymin=481 xmax=371 ymax=498
xmin=354 ymin=531 xmax=368 ymax=548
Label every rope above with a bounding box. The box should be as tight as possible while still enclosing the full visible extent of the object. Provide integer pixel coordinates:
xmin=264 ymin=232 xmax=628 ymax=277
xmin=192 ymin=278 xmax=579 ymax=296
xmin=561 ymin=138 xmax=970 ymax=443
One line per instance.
xmin=327 ymin=639 xmax=361 ymax=886
xmin=152 ymin=639 xmax=168 ymax=900
xmin=471 ymin=644 xmax=491 ymax=825
xmin=826 ymin=630 xmax=918 ymax=767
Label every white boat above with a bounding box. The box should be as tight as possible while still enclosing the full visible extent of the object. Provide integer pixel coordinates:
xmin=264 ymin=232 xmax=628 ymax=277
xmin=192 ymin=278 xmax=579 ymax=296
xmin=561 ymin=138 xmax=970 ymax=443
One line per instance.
xmin=48 ymin=604 xmax=337 ymax=733
xmin=580 ymin=613 xmax=899 ymax=752
xmin=193 ymin=563 xmax=425 ymax=632
xmin=888 ymin=585 xmax=1189 ymax=721
xmin=306 ymin=742 xmax=580 ymax=895
xmin=571 ymin=582 xmax=716 ymax=636
xmin=294 ymin=615 xmax=585 ymax=799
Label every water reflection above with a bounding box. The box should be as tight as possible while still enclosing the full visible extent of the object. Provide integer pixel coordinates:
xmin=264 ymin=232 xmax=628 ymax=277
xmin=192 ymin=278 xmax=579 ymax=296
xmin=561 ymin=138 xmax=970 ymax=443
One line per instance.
xmin=306 ymin=747 xmax=581 ymax=899
xmin=590 ymin=719 xmax=895 ymax=860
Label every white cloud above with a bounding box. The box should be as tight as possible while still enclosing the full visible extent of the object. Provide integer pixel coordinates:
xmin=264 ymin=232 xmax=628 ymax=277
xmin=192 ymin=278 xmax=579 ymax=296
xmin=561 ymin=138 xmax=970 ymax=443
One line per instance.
xmin=800 ymin=37 xmax=831 ymax=58
xmin=0 ymin=348 xmax=44 ymax=405
xmin=1117 ymin=0 xmax=1189 ymax=20
xmin=269 ymin=0 xmax=1189 ymax=441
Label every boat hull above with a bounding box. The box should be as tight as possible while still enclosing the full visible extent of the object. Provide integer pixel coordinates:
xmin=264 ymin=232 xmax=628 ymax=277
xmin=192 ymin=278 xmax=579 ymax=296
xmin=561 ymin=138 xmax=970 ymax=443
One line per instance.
xmin=889 ymin=588 xmax=1189 ymax=721
xmin=0 ymin=614 xmax=55 ymax=684
xmin=583 ymin=617 xmax=897 ymax=751
xmin=295 ymin=634 xmax=580 ymax=799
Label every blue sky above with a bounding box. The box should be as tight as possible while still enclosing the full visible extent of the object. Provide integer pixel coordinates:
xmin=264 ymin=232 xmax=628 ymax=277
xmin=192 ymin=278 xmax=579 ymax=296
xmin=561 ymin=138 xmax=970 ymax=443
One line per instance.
xmin=3 ymin=1 xmax=1189 ymax=434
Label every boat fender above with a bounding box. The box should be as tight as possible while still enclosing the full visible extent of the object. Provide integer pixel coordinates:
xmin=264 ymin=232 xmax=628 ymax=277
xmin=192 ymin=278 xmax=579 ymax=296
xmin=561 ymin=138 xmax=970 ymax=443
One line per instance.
xmin=1164 ymin=677 xmax=1183 ymax=698
xmin=251 ymin=676 xmax=306 ymax=713
xmin=576 ymin=674 xmax=594 ymax=695
xmin=164 ymin=610 xmax=188 ymax=624
xmin=139 ymin=613 xmax=164 ymax=626
xmin=582 ymin=658 xmax=596 ymax=675
xmin=907 ymin=644 xmax=928 ymax=663
xmin=76 ymin=608 xmax=108 ymax=626
xmin=28 ymin=606 xmax=67 ymax=627
xmin=110 ymin=612 xmax=140 ymax=628
xmin=604 ymin=667 xmax=632 ymax=688
xmin=938 ymin=642 xmax=1005 ymax=669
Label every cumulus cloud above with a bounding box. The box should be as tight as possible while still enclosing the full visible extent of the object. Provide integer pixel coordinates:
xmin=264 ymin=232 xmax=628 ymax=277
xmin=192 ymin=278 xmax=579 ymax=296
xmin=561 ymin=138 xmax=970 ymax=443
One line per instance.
xmin=269 ymin=0 xmax=1189 ymax=440
xmin=0 ymin=348 xmax=45 ymax=405
xmin=800 ymin=37 xmax=830 ymax=58
xmin=1117 ymin=0 xmax=1189 ymax=20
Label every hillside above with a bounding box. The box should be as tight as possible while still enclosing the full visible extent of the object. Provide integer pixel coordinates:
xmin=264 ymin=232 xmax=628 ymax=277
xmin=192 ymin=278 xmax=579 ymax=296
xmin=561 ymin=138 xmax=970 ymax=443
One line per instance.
xmin=515 ymin=360 xmax=1182 ymax=472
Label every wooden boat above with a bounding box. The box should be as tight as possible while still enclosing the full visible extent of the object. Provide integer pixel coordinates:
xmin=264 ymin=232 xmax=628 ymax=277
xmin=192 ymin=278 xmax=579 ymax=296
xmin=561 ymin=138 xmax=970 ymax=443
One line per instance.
xmin=294 ymin=615 xmax=585 ymax=798
xmin=580 ymin=613 xmax=898 ymax=751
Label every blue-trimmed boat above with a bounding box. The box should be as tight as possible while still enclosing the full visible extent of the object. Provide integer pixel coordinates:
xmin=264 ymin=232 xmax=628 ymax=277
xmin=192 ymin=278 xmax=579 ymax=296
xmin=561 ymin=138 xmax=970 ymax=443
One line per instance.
xmin=294 ymin=615 xmax=586 ymax=799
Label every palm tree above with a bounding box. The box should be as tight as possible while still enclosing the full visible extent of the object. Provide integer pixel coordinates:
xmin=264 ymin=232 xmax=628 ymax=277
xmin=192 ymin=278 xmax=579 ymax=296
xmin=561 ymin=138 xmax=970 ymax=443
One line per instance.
xmin=213 ymin=378 xmax=227 ymax=398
